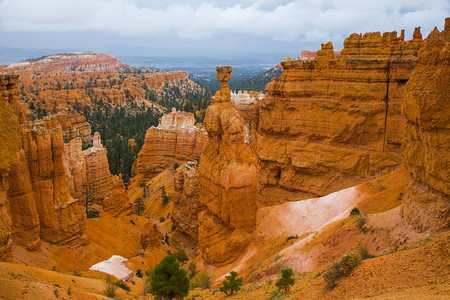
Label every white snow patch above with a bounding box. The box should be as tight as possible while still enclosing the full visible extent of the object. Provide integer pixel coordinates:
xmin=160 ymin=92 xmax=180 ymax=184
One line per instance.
xmin=89 ymin=255 xmax=134 ymax=281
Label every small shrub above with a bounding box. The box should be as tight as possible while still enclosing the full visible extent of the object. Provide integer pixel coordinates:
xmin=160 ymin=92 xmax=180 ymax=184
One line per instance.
xmin=273 ymin=254 xmax=283 ymax=262
xmin=53 ymin=288 xmax=59 ymax=299
xmin=188 ymin=262 xmax=197 ymax=279
xmin=161 ymin=187 xmax=170 ymax=205
xmin=103 ymin=277 xmax=117 ymax=298
xmin=349 ymin=207 xmax=360 ymax=216
xmin=164 ymin=233 xmax=170 ymax=245
xmin=67 ymin=287 xmax=71 ymax=295
xmin=72 ymin=269 xmax=81 ymax=276
xmin=116 ymin=280 xmax=131 ymax=291
xmin=276 ymin=268 xmax=295 ymax=293
xmin=171 ymin=224 xmax=176 ymax=232
xmin=136 ymin=269 xmax=143 ymax=278
xmin=220 ymin=271 xmax=243 ymax=295
xmin=323 ymin=252 xmax=362 ymax=288
xmin=398 ymin=192 xmax=404 ymax=200
xmin=286 ymin=235 xmax=298 ymax=242
xmin=175 ymin=248 xmax=189 ymax=264
xmin=159 ymin=217 xmax=165 ymax=223
xmin=130 ymin=219 xmax=136 ymax=225
xmin=355 ymin=214 xmax=368 ymax=233
xmin=87 ymin=210 xmax=100 ymax=219
xmin=173 ymin=162 xmax=180 ymax=169
xmin=190 ymin=271 xmax=211 ymax=290
xmin=357 ymin=242 xmax=375 ymax=260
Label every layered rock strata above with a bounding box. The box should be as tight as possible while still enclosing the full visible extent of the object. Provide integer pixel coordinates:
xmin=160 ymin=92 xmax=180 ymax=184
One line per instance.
xmin=257 ymin=28 xmax=423 ymax=206
xmin=49 ymin=113 xmax=92 ymax=143
xmin=2 ymin=118 xmax=89 ymax=250
xmin=0 ymin=74 xmax=23 ymax=260
xmin=231 ymin=91 xmax=264 ymax=144
xmin=171 ymin=161 xmax=201 ymax=242
xmin=401 ymin=19 xmax=450 ymax=232
xmin=81 ymin=132 xmax=132 ymax=217
xmin=197 ymin=66 xmax=257 ymax=265
xmin=132 ymin=108 xmax=207 ymax=181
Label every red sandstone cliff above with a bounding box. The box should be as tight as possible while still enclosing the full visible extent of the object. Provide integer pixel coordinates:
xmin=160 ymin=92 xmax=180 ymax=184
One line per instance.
xmin=132 ymin=108 xmax=207 ymax=181
xmin=257 ymin=28 xmax=423 ymax=206
xmin=197 ymin=66 xmax=257 ymax=265
xmin=401 ymin=19 xmax=450 ymax=232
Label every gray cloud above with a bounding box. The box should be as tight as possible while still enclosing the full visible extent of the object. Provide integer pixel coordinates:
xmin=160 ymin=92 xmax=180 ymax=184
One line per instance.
xmin=0 ymin=0 xmax=448 ymax=45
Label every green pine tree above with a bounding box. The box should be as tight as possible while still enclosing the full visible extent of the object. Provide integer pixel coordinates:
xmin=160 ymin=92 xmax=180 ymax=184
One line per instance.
xmin=276 ymin=268 xmax=295 ymax=292
xmin=219 ymin=271 xmax=243 ymax=295
xmin=150 ymin=255 xmax=189 ymax=300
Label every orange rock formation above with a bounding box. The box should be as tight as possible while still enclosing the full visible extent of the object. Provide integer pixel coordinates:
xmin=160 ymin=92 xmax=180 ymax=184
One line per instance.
xmin=171 ymin=161 xmax=201 ymax=243
xmin=0 ymin=74 xmax=23 ymax=260
xmin=197 ymin=66 xmax=257 ymax=265
xmin=132 ymin=108 xmax=207 ymax=181
xmin=257 ymin=28 xmax=423 ymax=206
xmin=82 ymin=132 xmax=132 ymax=217
xmin=401 ymin=19 xmax=450 ymax=232
xmin=8 ymin=119 xmax=88 ymax=248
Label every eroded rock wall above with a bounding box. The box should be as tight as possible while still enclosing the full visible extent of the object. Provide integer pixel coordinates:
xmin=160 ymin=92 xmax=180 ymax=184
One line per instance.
xmin=197 ymin=66 xmax=257 ymax=265
xmin=133 ymin=108 xmax=207 ymax=181
xmin=82 ymin=132 xmax=132 ymax=217
xmin=401 ymin=20 xmax=450 ymax=232
xmin=18 ymin=120 xmax=87 ymax=246
xmin=171 ymin=161 xmax=201 ymax=242
xmin=257 ymin=29 xmax=423 ymax=206
xmin=0 ymin=74 xmax=23 ymax=260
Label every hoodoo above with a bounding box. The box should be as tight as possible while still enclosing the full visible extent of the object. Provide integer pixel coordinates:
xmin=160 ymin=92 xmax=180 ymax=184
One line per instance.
xmin=197 ymin=66 xmax=258 ymax=265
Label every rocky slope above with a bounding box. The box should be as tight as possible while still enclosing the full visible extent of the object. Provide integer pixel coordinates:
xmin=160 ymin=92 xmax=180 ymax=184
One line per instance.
xmin=401 ymin=19 xmax=450 ymax=232
xmin=5 ymin=52 xmax=132 ymax=73
xmin=197 ymin=66 xmax=258 ymax=265
xmin=132 ymin=108 xmax=207 ymax=181
xmin=256 ymin=28 xmax=423 ymax=206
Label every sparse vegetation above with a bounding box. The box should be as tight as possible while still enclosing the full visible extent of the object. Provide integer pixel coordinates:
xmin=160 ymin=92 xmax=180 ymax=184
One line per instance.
xmin=276 ymin=268 xmax=295 ymax=293
xmin=350 ymin=207 xmax=361 ymax=216
xmin=188 ymin=263 xmax=197 ymax=279
xmin=355 ymin=214 xmax=368 ymax=233
xmin=136 ymin=269 xmax=143 ymax=278
xmin=150 ymin=255 xmax=190 ymax=299
xmin=357 ymin=242 xmax=375 ymax=260
xmin=220 ymin=271 xmax=243 ymax=295
xmin=323 ymin=252 xmax=362 ymax=288
xmin=174 ymin=248 xmax=189 ymax=264
xmin=134 ymin=197 xmax=145 ymax=216
xmin=159 ymin=217 xmax=165 ymax=222
xmin=103 ymin=277 xmax=117 ymax=298
xmin=190 ymin=271 xmax=212 ymax=290
xmin=286 ymin=235 xmax=299 ymax=242
xmin=115 ymin=280 xmax=131 ymax=291
xmin=53 ymin=288 xmax=59 ymax=298
xmin=87 ymin=210 xmax=100 ymax=219
xmin=162 ymin=186 xmax=170 ymax=205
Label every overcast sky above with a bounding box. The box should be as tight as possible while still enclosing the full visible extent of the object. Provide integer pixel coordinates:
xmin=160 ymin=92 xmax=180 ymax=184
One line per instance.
xmin=0 ymin=0 xmax=448 ymax=62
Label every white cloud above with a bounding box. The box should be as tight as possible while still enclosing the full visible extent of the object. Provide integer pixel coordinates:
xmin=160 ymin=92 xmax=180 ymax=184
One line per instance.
xmin=0 ymin=0 xmax=448 ymax=44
